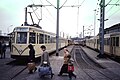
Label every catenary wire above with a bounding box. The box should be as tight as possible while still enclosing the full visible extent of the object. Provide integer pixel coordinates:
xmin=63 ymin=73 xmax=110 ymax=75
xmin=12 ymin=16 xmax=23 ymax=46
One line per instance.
xmin=106 ymin=0 xmax=120 ymax=14
xmin=107 ymin=6 xmax=120 ymax=18
xmin=45 ymin=0 xmax=56 ymax=8
xmin=105 ymin=0 xmax=112 ymax=6
xmin=60 ymin=0 xmax=68 ymax=9
xmin=40 ymin=0 xmax=56 ymax=24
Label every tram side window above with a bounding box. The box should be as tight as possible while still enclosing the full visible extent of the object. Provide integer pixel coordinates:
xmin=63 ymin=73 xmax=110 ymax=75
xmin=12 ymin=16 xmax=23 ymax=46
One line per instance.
xmin=104 ymin=39 xmax=107 ymax=45
xmin=16 ymin=32 xmax=27 ymax=44
xmin=29 ymin=33 xmax=36 ymax=44
xmin=107 ymin=38 xmax=110 ymax=45
xmin=113 ymin=37 xmax=115 ymax=46
xmin=97 ymin=39 xmax=99 ymax=44
xmin=116 ymin=37 xmax=119 ymax=47
xmin=45 ymin=35 xmax=47 ymax=43
xmin=48 ymin=36 xmax=50 ymax=43
xmin=37 ymin=33 xmax=39 ymax=44
xmin=39 ymin=34 xmax=44 ymax=44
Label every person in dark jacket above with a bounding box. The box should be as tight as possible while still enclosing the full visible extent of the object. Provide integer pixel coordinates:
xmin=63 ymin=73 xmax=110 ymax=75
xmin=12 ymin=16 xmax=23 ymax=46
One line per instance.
xmin=40 ymin=45 xmax=50 ymax=66
xmin=1 ymin=40 xmax=6 ymax=58
xmin=28 ymin=44 xmax=37 ymax=73
xmin=0 ymin=41 xmax=2 ymax=58
xmin=9 ymin=39 xmax=11 ymax=52
xmin=28 ymin=44 xmax=35 ymax=61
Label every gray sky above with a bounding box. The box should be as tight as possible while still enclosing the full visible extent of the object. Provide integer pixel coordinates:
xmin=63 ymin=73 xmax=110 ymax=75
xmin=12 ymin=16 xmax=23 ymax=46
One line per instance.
xmin=0 ymin=0 xmax=120 ymax=37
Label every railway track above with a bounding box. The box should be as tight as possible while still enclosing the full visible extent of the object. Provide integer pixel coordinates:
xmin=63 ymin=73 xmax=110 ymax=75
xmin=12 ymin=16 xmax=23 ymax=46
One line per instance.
xmin=10 ymin=53 xmax=53 ymax=80
xmin=2 ymin=60 xmax=28 ymax=80
xmin=71 ymin=45 xmax=120 ymax=80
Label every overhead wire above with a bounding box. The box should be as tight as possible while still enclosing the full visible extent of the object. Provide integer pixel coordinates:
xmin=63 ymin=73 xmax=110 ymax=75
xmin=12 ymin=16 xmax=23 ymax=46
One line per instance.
xmin=105 ymin=0 xmax=112 ymax=6
xmin=106 ymin=0 xmax=120 ymax=19
xmin=38 ymin=0 xmax=86 ymax=27
xmin=31 ymin=7 xmax=40 ymax=20
xmin=80 ymin=0 xmax=85 ymax=6
xmin=59 ymin=0 xmax=68 ymax=9
xmin=45 ymin=0 xmax=56 ymax=8
xmin=39 ymin=0 xmax=56 ymax=24
xmin=106 ymin=0 xmax=119 ymax=14
xmin=107 ymin=5 xmax=120 ymax=18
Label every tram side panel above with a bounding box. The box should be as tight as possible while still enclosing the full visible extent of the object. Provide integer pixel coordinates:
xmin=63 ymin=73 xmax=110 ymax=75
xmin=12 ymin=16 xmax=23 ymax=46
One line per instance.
xmin=110 ymin=34 xmax=120 ymax=57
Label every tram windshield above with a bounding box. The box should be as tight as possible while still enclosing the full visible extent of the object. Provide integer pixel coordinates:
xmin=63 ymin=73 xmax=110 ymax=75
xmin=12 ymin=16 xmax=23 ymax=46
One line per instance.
xmin=16 ymin=32 xmax=27 ymax=44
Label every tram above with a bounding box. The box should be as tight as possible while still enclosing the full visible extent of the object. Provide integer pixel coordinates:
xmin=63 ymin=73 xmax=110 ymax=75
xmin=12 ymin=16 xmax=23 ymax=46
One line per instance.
xmin=10 ymin=5 xmax=72 ymax=60
xmin=11 ymin=26 xmax=68 ymax=60
xmin=85 ymin=32 xmax=120 ymax=57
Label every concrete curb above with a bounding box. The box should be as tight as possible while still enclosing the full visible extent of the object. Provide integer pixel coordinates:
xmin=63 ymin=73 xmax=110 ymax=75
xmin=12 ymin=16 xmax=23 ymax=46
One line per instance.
xmin=81 ymin=46 xmax=106 ymax=69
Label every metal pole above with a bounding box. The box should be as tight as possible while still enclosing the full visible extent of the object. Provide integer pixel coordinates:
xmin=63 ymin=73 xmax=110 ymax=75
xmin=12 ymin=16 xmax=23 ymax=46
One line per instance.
xmin=98 ymin=0 xmax=105 ymax=58
xmin=83 ymin=26 xmax=84 ymax=38
xmin=101 ymin=0 xmax=105 ymax=55
xmin=94 ymin=9 xmax=96 ymax=37
xmin=56 ymin=0 xmax=60 ymax=56
xmin=24 ymin=7 xmax=27 ymax=26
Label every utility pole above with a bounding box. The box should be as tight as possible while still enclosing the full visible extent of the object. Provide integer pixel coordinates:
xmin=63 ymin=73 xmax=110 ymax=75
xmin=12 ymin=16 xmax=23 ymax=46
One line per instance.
xmin=97 ymin=0 xmax=105 ymax=58
xmin=56 ymin=0 xmax=60 ymax=56
xmin=94 ymin=9 xmax=96 ymax=37
xmin=83 ymin=26 xmax=84 ymax=38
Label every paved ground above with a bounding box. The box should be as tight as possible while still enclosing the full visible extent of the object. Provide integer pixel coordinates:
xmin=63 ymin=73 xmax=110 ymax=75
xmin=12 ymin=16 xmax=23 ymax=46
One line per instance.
xmin=25 ymin=45 xmax=76 ymax=80
xmin=1 ymin=46 xmax=120 ymax=80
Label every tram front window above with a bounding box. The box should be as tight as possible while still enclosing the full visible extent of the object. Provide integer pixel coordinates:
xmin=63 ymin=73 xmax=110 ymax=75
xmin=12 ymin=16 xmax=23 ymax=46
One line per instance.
xmin=16 ymin=32 xmax=27 ymax=44
xmin=29 ymin=32 xmax=36 ymax=44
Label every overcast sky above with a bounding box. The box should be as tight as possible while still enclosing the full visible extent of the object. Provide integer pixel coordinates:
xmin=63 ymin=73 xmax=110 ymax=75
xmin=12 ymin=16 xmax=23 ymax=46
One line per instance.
xmin=0 ymin=0 xmax=120 ymax=38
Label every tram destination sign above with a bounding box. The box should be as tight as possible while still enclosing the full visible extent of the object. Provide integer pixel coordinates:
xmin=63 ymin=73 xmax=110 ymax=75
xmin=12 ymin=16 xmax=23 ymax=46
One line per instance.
xmin=15 ymin=27 xmax=29 ymax=32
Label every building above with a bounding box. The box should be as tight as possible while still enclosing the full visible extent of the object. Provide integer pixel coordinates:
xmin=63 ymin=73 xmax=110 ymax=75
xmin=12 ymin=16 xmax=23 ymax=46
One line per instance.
xmin=105 ymin=23 xmax=120 ymax=34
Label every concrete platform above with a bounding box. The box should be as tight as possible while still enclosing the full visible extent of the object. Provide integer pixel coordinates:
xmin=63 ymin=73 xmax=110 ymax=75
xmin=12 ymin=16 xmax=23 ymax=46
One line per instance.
xmin=81 ymin=46 xmax=120 ymax=77
xmin=25 ymin=45 xmax=78 ymax=80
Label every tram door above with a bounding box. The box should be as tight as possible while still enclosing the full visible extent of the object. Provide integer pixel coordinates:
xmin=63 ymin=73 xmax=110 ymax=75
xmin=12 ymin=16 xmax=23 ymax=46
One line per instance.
xmin=110 ymin=36 xmax=119 ymax=56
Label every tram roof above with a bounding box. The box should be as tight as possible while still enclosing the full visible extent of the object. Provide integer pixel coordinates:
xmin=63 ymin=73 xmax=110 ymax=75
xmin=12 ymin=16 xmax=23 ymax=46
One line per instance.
xmin=13 ymin=26 xmax=56 ymax=36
